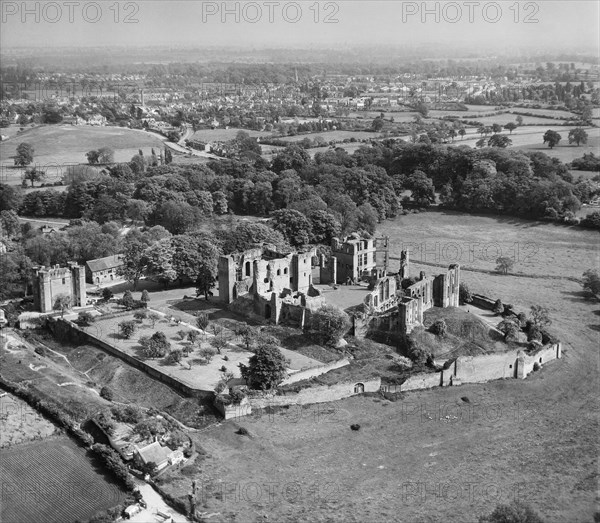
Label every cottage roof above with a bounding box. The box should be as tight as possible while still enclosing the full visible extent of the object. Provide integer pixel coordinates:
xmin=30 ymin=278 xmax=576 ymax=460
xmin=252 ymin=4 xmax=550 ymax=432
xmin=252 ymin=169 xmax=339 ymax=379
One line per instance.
xmin=136 ymin=441 xmax=172 ymax=465
xmin=86 ymin=254 xmax=124 ymax=273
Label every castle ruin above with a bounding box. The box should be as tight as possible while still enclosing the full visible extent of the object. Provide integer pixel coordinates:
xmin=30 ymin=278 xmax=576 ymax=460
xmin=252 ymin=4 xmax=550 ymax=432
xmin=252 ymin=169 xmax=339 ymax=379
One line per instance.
xmin=32 ymin=262 xmax=86 ymax=313
xmin=218 ymin=244 xmax=324 ymax=327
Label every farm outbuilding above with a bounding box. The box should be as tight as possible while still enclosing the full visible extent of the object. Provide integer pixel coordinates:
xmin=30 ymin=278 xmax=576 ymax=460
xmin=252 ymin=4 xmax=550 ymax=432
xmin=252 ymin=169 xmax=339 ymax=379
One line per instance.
xmin=85 ymin=255 xmax=125 ymax=286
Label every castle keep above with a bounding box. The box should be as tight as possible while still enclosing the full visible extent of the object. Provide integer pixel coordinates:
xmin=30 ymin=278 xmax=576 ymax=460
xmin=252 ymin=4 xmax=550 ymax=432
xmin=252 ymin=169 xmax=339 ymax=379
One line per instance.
xmin=218 ymin=244 xmax=323 ymax=326
xmin=32 ymin=263 xmax=86 ymax=313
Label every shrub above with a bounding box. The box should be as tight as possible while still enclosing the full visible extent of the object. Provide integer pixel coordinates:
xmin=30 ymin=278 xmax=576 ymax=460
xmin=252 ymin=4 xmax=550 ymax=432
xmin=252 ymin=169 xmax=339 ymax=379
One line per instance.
xmin=77 ymin=311 xmax=94 ymax=326
xmin=527 ymin=324 xmax=543 ymax=343
xmin=177 ymin=329 xmax=188 ymax=341
xmin=111 ymin=405 xmax=143 ymax=424
xmin=430 ymin=319 xmax=447 ymax=337
xmin=140 ymin=289 xmax=150 ymax=303
xmin=229 ymin=387 xmax=246 ymax=404
xmin=236 ymin=427 xmax=249 ymax=436
xmin=459 ymin=283 xmax=473 ymax=304
xmin=196 ymin=313 xmax=209 ymax=331
xmin=101 ymin=288 xmax=113 ymax=301
xmin=187 ymin=330 xmax=200 ymax=344
xmin=311 ymin=304 xmax=351 ymax=346
xmin=34 ymin=346 xmax=47 ymax=357
xmin=93 ymin=411 xmax=116 ymax=436
xmin=118 ymin=320 xmax=136 ymax=339
xmin=478 ymin=500 xmax=544 ymax=523
xmin=165 ymin=349 xmax=183 ymax=365
xmin=133 ymin=310 xmax=147 ymax=322
xmin=147 ymin=312 xmax=160 ymax=327
xmin=99 ymin=386 xmax=114 ymax=401
xmin=199 ymin=347 xmax=217 ymax=363
xmin=350 ymin=424 xmax=361 ymax=431
xmin=140 ymin=331 xmax=170 ymax=358
xmin=92 ymin=443 xmax=135 ymax=490
xmin=121 ymin=290 xmax=135 ymax=310
xmin=492 ymin=299 xmax=504 ymax=315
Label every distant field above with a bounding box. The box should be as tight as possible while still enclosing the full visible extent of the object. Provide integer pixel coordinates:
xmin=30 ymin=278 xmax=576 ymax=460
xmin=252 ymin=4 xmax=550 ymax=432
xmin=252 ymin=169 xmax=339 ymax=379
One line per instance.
xmin=0 ymin=125 xmax=165 ymax=168
xmin=273 ymin=130 xmax=376 ymax=143
xmin=461 ymin=115 xmax=571 ymax=126
xmin=378 ymin=210 xmax=599 ymax=279
xmin=453 ymin=125 xmax=599 ymax=163
xmin=512 ymin=127 xmax=600 ymax=163
xmin=0 ymin=437 xmax=127 ymax=523
xmin=190 ymin=128 xmax=263 ymax=142
xmin=510 ymin=107 xmax=579 ymax=119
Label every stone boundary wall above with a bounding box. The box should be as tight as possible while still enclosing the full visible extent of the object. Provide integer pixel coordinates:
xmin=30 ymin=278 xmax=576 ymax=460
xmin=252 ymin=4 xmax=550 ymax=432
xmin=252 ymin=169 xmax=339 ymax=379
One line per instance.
xmin=49 ymin=318 xmax=213 ymax=399
xmin=247 ymin=377 xmax=381 ymax=412
xmin=282 ymin=358 xmax=350 ymax=385
xmin=389 ymin=343 xmax=561 ymax=393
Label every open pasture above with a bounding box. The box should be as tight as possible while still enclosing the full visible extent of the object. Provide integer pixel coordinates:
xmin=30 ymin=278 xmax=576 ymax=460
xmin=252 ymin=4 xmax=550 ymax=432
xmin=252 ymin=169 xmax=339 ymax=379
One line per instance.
xmin=189 ymin=128 xmax=263 ymax=142
xmin=0 ymin=393 xmax=59 ymax=448
xmin=378 ymin=210 xmax=599 ymax=279
xmin=0 ymin=124 xmax=165 ymax=168
xmin=0 ymin=437 xmax=127 ymax=523
xmin=271 ymin=130 xmax=376 ymax=143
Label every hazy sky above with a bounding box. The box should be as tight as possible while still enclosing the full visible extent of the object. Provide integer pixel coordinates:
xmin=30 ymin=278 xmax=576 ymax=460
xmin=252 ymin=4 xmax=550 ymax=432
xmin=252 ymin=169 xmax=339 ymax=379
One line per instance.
xmin=1 ymin=0 xmax=599 ymax=52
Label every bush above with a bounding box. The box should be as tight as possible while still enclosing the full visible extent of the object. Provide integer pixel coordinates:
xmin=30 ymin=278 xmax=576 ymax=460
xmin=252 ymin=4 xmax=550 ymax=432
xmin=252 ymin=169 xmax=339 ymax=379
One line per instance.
xmin=119 ymin=320 xmax=136 ymax=339
xmin=196 ymin=312 xmax=209 ymax=331
xmin=235 ymin=427 xmax=249 ymax=436
xmin=140 ymin=331 xmax=171 ymax=358
xmin=177 ymin=329 xmax=188 ymax=341
xmin=187 ymin=330 xmax=200 ymax=344
xmin=133 ymin=310 xmax=147 ymax=322
xmin=99 ymin=386 xmax=114 ymax=401
xmin=493 ymin=299 xmax=504 ymax=315
xmin=459 ymin=283 xmax=473 ymax=304
xmin=164 ymin=349 xmax=183 ymax=365
xmin=101 ymin=288 xmax=113 ymax=301
xmin=34 ymin=346 xmax=47 ymax=357
xmin=311 ymin=304 xmax=351 ymax=346
xmin=111 ymin=405 xmax=143 ymax=424
xmin=121 ymin=290 xmax=135 ymax=310
xmin=77 ymin=311 xmax=94 ymax=326
xmin=478 ymin=501 xmax=545 ymax=523
xmin=92 ymin=443 xmax=135 ymax=490
xmin=430 ymin=319 xmax=447 ymax=337
xmin=140 ymin=289 xmax=150 ymax=303
xmin=350 ymin=424 xmax=361 ymax=431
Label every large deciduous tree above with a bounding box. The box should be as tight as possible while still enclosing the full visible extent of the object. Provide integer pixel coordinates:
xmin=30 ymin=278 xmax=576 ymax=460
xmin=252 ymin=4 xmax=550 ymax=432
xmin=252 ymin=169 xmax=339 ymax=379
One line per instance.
xmin=240 ymin=343 xmax=288 ymax=390
xmin=543 ymin=130 xmax=562 ymax=149
xmin=14 ymin=142 xmax=34 ymax=166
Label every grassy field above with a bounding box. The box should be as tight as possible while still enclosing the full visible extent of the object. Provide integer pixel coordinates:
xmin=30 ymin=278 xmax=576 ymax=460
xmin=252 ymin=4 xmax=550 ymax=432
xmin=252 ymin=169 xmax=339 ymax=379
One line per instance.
xmin=0 ymin=124 xmax=165 ymax=169
xmin=270 ymin=130 xmax=376 ymax=143
xmin=512 ymin=127 xmax=600 ymax=163
xmin=162 ymin=212 xmax=599 ymax=523
xmin=0 ymin=436 xmax=127 ymax=523
xmin=378 ymin=210 xmax=599 ymax=279
xmin=0 ymin=393 xmax=59 ymax=448
xmin=190 ymin=128 xmax=263 ymax=142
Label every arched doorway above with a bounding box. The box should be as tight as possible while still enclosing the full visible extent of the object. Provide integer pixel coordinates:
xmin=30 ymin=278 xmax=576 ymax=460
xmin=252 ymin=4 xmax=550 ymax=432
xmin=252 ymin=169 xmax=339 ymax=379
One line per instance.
xmin=354 ymin=383 xmax=364 ymax=394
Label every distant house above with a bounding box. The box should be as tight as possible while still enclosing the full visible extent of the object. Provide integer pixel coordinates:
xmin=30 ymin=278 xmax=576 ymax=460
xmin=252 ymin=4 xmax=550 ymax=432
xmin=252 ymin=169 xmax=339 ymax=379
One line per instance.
xmin=133 ymin=441 xmax=184 ymax=471
xmin=85 ymin=255 xmax=124 ymax=285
